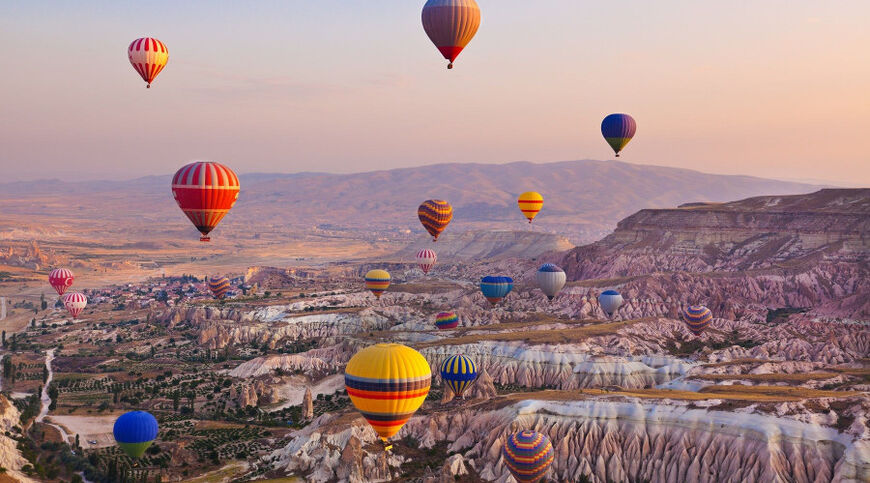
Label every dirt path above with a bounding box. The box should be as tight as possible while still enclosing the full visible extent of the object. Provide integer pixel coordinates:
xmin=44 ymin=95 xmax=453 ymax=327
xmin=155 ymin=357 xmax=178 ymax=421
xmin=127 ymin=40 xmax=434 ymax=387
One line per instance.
xmin=0 ymin=296 xmax=6 ymax=321
xmin=35 ymin=348 xmax=73 ymax=445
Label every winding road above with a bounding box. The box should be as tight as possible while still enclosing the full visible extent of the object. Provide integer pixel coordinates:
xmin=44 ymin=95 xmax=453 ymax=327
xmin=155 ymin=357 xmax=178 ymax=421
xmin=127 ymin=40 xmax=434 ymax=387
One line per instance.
xmin=36 ymin=348 xmax=73 ymax=445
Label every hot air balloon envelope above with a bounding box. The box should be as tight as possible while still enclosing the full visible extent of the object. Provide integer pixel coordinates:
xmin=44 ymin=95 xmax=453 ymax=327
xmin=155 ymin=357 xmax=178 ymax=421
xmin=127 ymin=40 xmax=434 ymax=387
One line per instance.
xmin=49 ymin=268 xmax=74 ymax=297
xmin=435 ymin=311 xmax=459 ymax=330
xmin=503 ymin=430 xmax=555 ymax=483
xmin=113 ymin=411 xmax=158 ymax=458
xmin=440 ymin=354 xmax=477 ymax=398
xmin=209 ymin=276 xmax=230 ymax=299
xmin=365 ymin=270 xmax=391 ymax=299
xmin=599 ymin=290 xmax=624 ymax=316
xmin=345 ymin=344 xmax=431 ymax=442
xmin=422 ymin=0 xmax=481 ymax=69
xmin=418 ymin=200 xmax=453 ymax=241
xmin=518 ymin=192 xmax=544 ymax=223
xmin=535 ymin=264 xmax=566 ymax=301
xmin=601 ymin=113 xmax=636 ymax=157
xmin=682 ymin=305 xmax=713 ymax=336
xmin=63 ymin=292 xmax=87 ymax=319
xmin=416 ymin=249 xmax=437 ymax=274
xmin=128 ymin=37 xmax=168 ymax=88
xmin=480 ymin=276 xmax=513 ymax=305
xmin=171 ymin=161 xmax=240 ymax=242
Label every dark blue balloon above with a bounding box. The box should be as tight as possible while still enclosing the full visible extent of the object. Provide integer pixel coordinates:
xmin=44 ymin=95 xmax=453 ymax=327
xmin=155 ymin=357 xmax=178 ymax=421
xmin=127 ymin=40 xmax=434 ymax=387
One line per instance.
xmin=113 ymin=411 xmax=158 ymax=444
xmin=601 ymin=113 xmax=637 ymax=156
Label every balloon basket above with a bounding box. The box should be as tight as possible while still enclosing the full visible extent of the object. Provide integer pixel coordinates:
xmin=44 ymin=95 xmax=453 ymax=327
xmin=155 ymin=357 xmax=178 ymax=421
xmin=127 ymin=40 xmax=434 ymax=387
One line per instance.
xmin=200 ymin=236 xmax=211 ymax=242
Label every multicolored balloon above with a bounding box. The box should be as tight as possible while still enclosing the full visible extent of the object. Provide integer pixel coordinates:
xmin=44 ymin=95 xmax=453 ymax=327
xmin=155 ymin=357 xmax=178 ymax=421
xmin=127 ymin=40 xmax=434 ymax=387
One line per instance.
xmin=345 ymin=344 xmax=431 ymax=443
xmin=440 ymin=354 xmax=477 ymax=398
xmin=435 ymin=311 xmax=459 ymax=330
xmin=113 ymin=411 xmax=158 ymax=458
xmin=517 ymin=192 xmax=544 ymax=223
xmin=601 ymin=113 xmax=636 ymax=157
xmin=364 ymin=270 xmax=391 ymax=299
xmin=48 ymin=268 xmax=74 ymax=297
xmin=599 ymin=290 xmax=624 ymax=317
xmin=502 ymin=430 xmax=555 ymax=483
xmin=208 ymin=276 xmax=230 ymax=300
xmin=128 ymin=37 xmax=168 ymax=88
xmin=171 ymin=161 xmax=240 ymax=242
xmin=422 ymin=0 xmax=481 ymax=69
xmin=63 ymin=292 xmax=87 ymax=319
xmin=418 ymin=200 xmax=453 ymax=241
xmin=480 ymin=276 xmax=513 ymax=305
xmin=682 ymin=305 xmax=713 ymax=336
xmin=416 ymin=248 xmax=437 ymax=274
xmin=535 ymin=264 xmax=566 ymax=301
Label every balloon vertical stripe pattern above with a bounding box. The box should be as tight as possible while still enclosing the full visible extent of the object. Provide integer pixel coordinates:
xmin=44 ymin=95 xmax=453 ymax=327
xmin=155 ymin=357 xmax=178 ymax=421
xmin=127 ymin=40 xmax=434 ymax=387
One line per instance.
xmin=416 ymin=248 xmax=437 ymax=274
xmin=422 ymin=0 xmax=481 ymax=69
xmin=503 ymin=430 xmax=555 ymax=483
xmin=435 ymin=311 xmax=459 ymax=329
xmin=171 ymin=162 xmax=240 ymax=242
xmin=48 ymin=268 xmax=74 ymax=296
xmin=63 ymin=292 xmax=87 ymax=319
xmin=418 ymin=200 xmax=453 ymax=241
xmin=535 ymin=263 xmax=566 ymax=301
xmin=345 ymin=344 xmax=431 ymax=441
xmin=599 ymin=290 xmax=624 ymax=317
xmin=208 ymin=276 xmax=231 ymax=299
xmin=128 ymin=37 xmax=169 ymax=88
xmin=682 ymin=305 xmax=713 ymax=336
xmin=439 ymin=354 xmax=477 ymax=397
xmin=601 ymin=113 xmax=636 ymax=157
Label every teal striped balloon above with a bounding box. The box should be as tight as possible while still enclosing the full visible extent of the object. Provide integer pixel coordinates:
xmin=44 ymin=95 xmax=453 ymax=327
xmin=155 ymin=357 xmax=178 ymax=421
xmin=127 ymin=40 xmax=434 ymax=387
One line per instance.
xmin=439 ymin=354 xmax=477 ymax=397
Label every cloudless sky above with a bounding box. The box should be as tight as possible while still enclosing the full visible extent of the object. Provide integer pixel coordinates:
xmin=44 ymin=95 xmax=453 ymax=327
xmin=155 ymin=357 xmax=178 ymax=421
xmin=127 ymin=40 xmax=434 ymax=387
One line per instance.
xmin=1 ymin=1 xmax=868 ymax=185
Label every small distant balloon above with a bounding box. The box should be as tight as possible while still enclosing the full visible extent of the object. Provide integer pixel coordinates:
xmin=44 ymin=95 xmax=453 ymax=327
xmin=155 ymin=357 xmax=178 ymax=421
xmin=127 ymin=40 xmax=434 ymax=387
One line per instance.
xmin=440 ymin=354 xmax=477 ymax=398
xmin=418 ymin=200 xmax=453 ymax=241
xmin=113 ymin=411 xmax=158 ymax=458
xmin=48 ymin=268 xmax=74 ymax=296
xmin=416 ymin=248 xmax=437 ymax=274
xmin=599 ymin=290 xmax=624 ymax=317
xmin=435 ymin=311 xmax=459 ymax=330
xmin=682 ymin=305 xmax=713 ymax=336
xmin=480 ymin=276 xmax=513 ymax=305
xmin=128 ymin=37 xmax=168 ymax=88
xmin=517 ymin=192 xmax=544 ymax=223
xmin=208 ymin=276 xmax=230 ymax=300
xmin=535 ymin=264 xmax=566 ymax=301
xmin=601 ymin=113 xmax=636 ymax=157
xmin=63 ymin=292 xmax=87 ymax=319
xmin=422 ymin=0 xmax=481 ymax=69
xmin=365 ymin=270 xmax=391 ymax=299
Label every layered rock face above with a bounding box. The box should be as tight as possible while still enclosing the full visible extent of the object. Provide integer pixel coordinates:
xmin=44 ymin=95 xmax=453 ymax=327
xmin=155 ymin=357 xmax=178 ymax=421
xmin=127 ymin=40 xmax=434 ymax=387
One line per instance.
xmin=0 ymin=395 xmax=34 ymax=482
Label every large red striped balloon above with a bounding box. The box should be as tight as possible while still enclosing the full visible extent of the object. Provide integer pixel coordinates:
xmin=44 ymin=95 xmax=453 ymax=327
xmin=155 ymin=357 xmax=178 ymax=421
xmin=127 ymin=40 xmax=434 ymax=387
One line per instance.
xmin=128 ymin=37 xmax=169 ymax=88
xmin=171 ymin=162 xmax=240 ymax=242
xmin=422 ymin=0 xmax=481 ymax=69
xmin=48 ymin=268 xmax=74 ymax=296
xmin=63 ymin=292 xmax=87 ymax=319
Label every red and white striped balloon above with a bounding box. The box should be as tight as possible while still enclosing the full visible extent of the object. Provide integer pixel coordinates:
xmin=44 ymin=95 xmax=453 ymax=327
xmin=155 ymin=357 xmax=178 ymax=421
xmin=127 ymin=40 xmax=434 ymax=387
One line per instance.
xmin=48 ymin=268 xmax=74 ymax=296
xmin=128 ymin=37 xmax=169 ymax=88
xmin=171 ymin=161 xmax=240 ymax=242
xmin=416 ymin=249 xmax=437 ymax=274
xmin=63 ymin=292 xmax=87 ymax=319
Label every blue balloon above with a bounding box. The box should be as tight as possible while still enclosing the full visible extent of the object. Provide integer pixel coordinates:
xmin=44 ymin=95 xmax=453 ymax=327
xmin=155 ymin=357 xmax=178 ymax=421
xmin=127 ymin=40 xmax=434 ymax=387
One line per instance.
xmin=113 ymin=411 xmax=158 ymax=458
xmin=440 ymin=354 xmax=478 ymax=398
xmin=480 ymin=276 xmax=513 ymax=305
xmin=601 ymin=113 xmax=636 ymax=157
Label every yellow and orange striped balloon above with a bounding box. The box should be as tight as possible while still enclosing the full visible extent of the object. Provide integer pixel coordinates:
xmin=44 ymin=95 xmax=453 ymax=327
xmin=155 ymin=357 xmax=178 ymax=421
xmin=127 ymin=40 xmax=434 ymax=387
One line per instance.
xmin=517 ymin=191 xmax=544 ymax=223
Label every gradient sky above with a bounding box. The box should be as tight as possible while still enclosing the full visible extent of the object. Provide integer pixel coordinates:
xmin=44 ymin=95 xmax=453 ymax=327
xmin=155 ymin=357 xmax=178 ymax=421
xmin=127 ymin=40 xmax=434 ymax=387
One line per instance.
xmin=1 ymin=1 xmax=868 ymax=185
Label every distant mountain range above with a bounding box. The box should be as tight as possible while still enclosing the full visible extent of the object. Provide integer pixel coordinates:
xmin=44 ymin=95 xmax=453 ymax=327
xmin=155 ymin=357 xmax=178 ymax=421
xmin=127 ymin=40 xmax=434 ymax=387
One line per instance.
xmin=0 ymin=160 xmax=822 ymax=243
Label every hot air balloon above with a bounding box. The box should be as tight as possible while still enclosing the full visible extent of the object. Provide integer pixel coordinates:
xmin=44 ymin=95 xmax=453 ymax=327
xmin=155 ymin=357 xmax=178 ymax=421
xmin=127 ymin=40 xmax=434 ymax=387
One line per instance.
xmin=535 ymin=264 xmax=566 ymax=301
xmin=517 ymin=192 xmax=544 ymax=223
xmin=599 ymin=290 xmax=624 ymax=317
xmin=480 ymin=276 xmax=513 ymax=305
xmin=171 ymin=161 xmax=240 ymax=242
xmin=208 ymin=276 xmax=230 ymax=300
xmin=435 ymin=311 xmax=459 ymax=330
xmin=63 ymin=292 xmax=87 ymax=319
xmin=345 ymin=344 xmax=431 ymax=448
xmin=440 ymin=354 xmax=477 ymax=398
xmin=422 ymin=0 xmax=481 ymax=69
xmin=364 ymin=270 xmax=391 ymax=299
xmin=128 ymin=37 xmax=169 ymax=88
xmin=48 ymin=268 xmax=74 ymax=297
xmin=601 ymin=113 xmax=636 ymax=157
xmin=682 ymin=305 xmax=713 ymax=336
xmin=113 ymin=411 xmax=158 ymax=458
xmin=416 ymin=248 xmax=437 ymax=274
xmin=503 ymin=430 xmax=555 ymax=483
xmin=418 ymin=200 xmax=453 ymax=241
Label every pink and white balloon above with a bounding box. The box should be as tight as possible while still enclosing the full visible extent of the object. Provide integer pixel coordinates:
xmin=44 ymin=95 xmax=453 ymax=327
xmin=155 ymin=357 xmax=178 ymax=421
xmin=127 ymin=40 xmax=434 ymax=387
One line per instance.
xmin=416 ymin=249 xmax=437 ymax=274
xmin=63 ymin=292 xmax=87 ymax=319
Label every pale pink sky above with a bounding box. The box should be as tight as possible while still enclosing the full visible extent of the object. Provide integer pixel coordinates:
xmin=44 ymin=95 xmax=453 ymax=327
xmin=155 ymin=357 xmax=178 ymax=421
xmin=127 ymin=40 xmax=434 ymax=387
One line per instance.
xmin=1 ymin=1 xmax=868 ymax=185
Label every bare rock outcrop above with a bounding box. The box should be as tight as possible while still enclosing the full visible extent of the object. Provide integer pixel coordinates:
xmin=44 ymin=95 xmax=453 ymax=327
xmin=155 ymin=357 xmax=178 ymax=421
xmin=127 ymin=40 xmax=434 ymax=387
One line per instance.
xmin=303 ymin=387 xmax=314 ymax=420
xmin=468 ymin=367 xmax=498 ymax=400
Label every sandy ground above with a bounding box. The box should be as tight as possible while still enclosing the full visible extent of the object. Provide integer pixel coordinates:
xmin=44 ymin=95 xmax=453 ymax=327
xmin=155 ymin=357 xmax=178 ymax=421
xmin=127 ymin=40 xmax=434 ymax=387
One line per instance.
xmin=48 ymin=415 xmax=119 ymax=449
xmin=271 ymin=374 xmax=345 ymax=411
